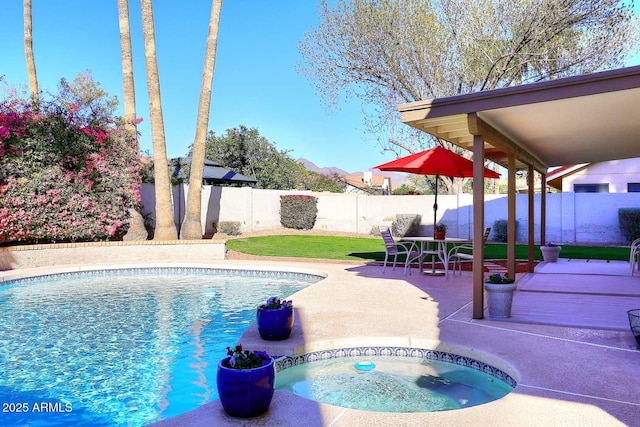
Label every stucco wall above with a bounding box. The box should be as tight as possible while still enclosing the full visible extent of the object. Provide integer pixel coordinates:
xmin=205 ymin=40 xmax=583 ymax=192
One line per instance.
xmin=562 ymin=158 xmax=640 ymax=192
xmin=140 ymin=184 xmax=640 ymax=244
xmin=0 ymin=240 xmax=227 ymax=271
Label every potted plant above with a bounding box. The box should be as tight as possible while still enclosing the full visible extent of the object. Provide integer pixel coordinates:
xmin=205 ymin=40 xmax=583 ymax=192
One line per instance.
xmin=628 ymin=309 xmax=640 ymax=348
xmin=484 ymin=273 xmax=517 ymax=318
xmin=257 ymin=296 xmax=294 ymax=340
xmin=434 ymin=223 xmax=447 ymax=240
xmin=541 ymin=242 xmax=562 ymax=262
xmin=216 ymin=345 xmax=275 ymax=418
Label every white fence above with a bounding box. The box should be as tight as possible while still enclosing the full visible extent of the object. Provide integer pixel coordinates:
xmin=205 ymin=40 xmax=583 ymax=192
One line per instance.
xmin=140 ymin=184 xmax=640 ymax=244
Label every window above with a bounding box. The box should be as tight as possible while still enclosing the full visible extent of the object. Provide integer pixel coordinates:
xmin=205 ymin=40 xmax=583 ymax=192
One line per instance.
xmin=573 ymin=183 xmax=609 ymax=193
xmin=628 ymin=183 xmax=640 ymax=193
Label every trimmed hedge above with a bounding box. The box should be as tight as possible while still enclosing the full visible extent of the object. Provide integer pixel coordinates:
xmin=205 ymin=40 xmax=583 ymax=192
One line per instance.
xmin=618 ymin=208 xmax=640 ymax=243
xmin=493 ymin=219 xmax=518 ymax=242
xmin=391 ymin=214 xmax=421 ymax=237
xmin=218 ymin=221 xmax=242 ymax=236
xmin=280 ymin=195 xmax=317 ymax=230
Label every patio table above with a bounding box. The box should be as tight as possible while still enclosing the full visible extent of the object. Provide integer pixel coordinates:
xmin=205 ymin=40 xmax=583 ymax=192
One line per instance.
xmin=402 ymin=236 xmax=469 ymax=278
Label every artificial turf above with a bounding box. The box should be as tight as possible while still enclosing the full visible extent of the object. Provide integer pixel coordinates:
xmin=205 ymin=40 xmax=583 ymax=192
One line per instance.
xmin=225 ymin=235 xmax=631 ymax=262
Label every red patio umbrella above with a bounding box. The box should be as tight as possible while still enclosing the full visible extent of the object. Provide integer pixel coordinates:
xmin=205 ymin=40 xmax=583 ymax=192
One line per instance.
xmin=373 ymin=146 xmax=501 ymax=237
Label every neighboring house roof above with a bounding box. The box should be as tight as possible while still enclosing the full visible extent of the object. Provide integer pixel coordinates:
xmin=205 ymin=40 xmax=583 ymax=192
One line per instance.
xmin=341 ymin=172 xmax=393 ymax=195
xmin=342 ymin=173 xmax=386 ymax=189
xmin=546 ymin=163 xmax=589 ymax=190
xmin=169 ymin=157 xmax=257 ymax=186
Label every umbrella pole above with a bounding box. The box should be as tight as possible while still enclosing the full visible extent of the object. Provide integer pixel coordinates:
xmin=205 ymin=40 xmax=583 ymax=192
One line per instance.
xmin=433 ymin=174 xmax=439 ymax=238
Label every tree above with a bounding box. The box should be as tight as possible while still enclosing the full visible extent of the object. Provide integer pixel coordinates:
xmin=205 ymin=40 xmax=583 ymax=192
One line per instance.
xmin=392 ymin=184 xmax=421 ymax=195
xmin=202 ymin=126 xmax=302 ymax=190
xmin=296 ymin=169 xmax=344 ymax=193
xmin=23 ymin=0 xmax=38 ymax=100
xmin=298 ymin=0 xmax=639 ymax=194
xmin=181 ymin=0 xmax=223 ymax=240
xmin=140 ymin=0 xmax=178 ymax=240
xmin=117 ymin=0 xmax=137 ymax=139
xmin=56 ymin=71 xmax=119 ymax=126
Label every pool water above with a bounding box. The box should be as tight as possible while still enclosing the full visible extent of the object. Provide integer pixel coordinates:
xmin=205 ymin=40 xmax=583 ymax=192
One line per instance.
xmin=275 ymin=356 xmax=513 ymax=412
xmin=0 ymin=268 xmax=319 ymax=426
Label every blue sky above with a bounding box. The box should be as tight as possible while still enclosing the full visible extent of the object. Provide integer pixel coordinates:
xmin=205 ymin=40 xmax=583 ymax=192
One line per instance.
xmin=1 ymin=1 xmax=639 ymax=174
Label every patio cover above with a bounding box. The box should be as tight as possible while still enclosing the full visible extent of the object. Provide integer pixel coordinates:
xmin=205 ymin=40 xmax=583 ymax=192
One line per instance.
xmin=397 ymin=65 xmax=640 ymax=318
xmin=399 ymin=65 xmax=640 ymax=172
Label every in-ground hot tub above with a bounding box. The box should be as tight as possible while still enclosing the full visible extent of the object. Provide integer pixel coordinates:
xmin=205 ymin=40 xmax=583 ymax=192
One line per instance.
xmin=274 ymin=346 xmax=516 ymax=412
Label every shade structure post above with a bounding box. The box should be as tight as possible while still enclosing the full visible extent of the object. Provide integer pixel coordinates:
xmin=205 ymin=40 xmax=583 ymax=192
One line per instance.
xmin=507 ymin=153 xmax=516 ymax=279
xmin=433 ymin=174 xmax=439 ymax=238
xmin=528 ymin=164 xmax=535 ymax=272
xmin=472 ymin=135 xmax=485 ymax=319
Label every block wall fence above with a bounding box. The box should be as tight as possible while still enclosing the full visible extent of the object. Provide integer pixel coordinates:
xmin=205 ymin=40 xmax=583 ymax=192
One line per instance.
xmin=140 ymin=184 xmax=640 ymax=245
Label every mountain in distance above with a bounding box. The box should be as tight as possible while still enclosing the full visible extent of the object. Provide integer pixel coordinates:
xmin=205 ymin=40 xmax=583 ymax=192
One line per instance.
xmin=298 ymin=158 xmax=407 ymax=188
xmin=298 ymin=158 xmax=349 ymax=176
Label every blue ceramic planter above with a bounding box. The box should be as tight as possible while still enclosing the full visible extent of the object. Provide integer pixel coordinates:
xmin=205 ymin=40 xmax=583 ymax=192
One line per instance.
xmin=216 ymin=357 xmax=275 ymax=418
xmin=257 ymin=306 xmax=294 ymax=340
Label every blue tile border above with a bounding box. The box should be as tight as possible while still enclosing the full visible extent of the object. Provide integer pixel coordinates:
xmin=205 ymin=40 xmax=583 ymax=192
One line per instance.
xmin=1 ymin=267 xmax=324 ymax=286
xmin=274 ymin=346 xmax=517 ymax=388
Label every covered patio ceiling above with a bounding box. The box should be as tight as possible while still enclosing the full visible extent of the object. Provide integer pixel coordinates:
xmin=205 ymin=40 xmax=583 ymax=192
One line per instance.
xmin=398 ymin=65 xmax=640 ymax=172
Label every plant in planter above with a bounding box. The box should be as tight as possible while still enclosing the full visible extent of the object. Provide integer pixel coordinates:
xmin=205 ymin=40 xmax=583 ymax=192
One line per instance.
xmin=216 ymin=345 xmax=275 ymax=418
xmin=540 ymin=242 xmax=562 ymax=262
xmin=257 ymin=296 xmax=294 ymax=340
xmin=484 ymin=273 xmax=517 ymax=318
xmin=434 ymin=223 xmax=447 ymax=240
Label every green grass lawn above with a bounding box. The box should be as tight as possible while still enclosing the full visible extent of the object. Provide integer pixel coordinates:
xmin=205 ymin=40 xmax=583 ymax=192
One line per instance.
xmin=226 ymin=235 xmax=632 ymax=262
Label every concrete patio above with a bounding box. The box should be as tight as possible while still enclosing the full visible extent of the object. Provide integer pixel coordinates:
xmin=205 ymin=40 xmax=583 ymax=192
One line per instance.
xmin=2 ymin=244 xmax=638 ymax=426
xmin=149 ymin=257 xmax=640 ymax=427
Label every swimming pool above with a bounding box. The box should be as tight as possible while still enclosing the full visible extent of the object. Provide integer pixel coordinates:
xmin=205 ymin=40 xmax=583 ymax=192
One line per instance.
xmin=0 ymin=267 xmax=322 ymax=426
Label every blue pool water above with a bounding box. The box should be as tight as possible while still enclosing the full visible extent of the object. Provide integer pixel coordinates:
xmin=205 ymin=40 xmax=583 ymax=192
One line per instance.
xmin=0 ymin=268 xmax=320 ymax=426
xmin=275 ymin=356 xmax=514 ymax=412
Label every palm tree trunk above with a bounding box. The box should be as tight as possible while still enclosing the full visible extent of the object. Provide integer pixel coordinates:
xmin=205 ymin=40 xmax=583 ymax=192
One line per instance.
xmin=23 ymin=0 xmax=38 ymax=100
xmin=140 ymin=0 xmax=178 ymax=240
xmin=118 ymin=0 xmax=137 ymax=140
xmin=180 ymin=0 xmax=223 ymax=240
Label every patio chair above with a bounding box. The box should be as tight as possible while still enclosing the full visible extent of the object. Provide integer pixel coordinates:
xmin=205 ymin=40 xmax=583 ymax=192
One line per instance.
xmin=380 ymin=228 xmax=420 ymax=275
xmin=630 ymin=238 xmax=640 ymax=276
xmin=448 ymin=227 xmax=491 ymax=274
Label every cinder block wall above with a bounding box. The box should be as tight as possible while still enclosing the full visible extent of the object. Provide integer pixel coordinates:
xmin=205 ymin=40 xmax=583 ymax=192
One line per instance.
xmin=140 ymin=184 xmax=640 ymax=244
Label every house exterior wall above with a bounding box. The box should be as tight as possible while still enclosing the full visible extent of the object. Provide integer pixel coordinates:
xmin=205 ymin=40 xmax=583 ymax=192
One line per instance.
xmin=140 ymin=184 xmax=640 ymax=244
xmin=561 ymin=158 xmax=640 ymax=192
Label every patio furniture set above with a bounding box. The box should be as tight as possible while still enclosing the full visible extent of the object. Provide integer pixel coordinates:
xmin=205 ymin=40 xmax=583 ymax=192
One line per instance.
xmin=380 ymin=227 xmax=487 ymax=278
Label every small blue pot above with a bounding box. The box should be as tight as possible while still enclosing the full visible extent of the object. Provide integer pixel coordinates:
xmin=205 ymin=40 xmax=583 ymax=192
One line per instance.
xmin=257 ymin=306 xmax=294 ymax=340
xmin=216 ymin=357 xmax=275 ymax=418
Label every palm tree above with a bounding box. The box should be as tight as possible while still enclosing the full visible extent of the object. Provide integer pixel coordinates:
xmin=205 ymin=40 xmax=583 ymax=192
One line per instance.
xmin=23 ymin=0 xmax=38 ymax=99
xmin=140 ymin=0 xmax=178 ymax=240
xmin=117 ymin=0 xmax=136 ymax=138
xmin=180 ymin=0 xmax=223 ymax=240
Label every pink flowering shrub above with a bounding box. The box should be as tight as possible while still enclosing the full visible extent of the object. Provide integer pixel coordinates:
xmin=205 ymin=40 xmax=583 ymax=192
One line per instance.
xmin=0 ymin=97 xmax=142 ymax=244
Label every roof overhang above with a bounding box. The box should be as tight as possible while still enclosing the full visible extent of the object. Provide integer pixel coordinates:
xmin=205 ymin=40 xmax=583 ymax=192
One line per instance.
xmin=398 ymin=65 xmax=640 ymax=173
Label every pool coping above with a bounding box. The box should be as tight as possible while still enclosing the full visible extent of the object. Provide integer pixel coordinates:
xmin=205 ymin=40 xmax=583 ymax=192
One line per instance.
xmin=274 ymin=345 xmax=518 ymax=388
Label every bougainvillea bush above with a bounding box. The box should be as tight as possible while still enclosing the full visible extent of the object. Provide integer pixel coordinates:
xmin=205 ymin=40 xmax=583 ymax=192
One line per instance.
xmin=0 ymin=94 xmax=142 ymax=244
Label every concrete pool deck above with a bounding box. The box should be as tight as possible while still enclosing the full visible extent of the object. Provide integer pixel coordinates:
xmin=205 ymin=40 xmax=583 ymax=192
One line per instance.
xmin=2 ymin=256 xmax=639 ymax=426
xmin=146 ymin=258 xmax=640 ymax=427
